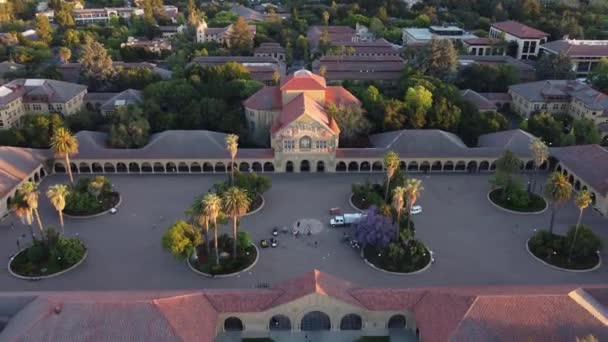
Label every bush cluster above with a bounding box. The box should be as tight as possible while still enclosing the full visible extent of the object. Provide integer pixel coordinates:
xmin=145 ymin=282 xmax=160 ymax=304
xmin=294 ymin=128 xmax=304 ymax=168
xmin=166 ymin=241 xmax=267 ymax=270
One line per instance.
xmin=528 ymin=225 xmax=603 ymax=269
xmin=196 ymin=232 xmax=256 ymax=275
xmin=64 ymin=176 xmax=119 ymax=215
xmin=213 ymin=172 xmax=270 ymax=210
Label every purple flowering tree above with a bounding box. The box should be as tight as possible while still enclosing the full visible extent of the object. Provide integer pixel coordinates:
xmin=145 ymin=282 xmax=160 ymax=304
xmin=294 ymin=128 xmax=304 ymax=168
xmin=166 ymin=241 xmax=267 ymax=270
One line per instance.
xmin=353 ymin=206 xmax=396 ymax=249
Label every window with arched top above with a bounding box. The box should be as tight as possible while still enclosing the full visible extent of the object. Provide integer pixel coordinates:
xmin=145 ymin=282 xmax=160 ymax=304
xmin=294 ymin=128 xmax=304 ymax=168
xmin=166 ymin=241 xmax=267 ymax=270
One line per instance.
xmin=299 ymin=136 xmax=312 ymax=149
xmin=224 ymin=317 xmax=243 ymax=331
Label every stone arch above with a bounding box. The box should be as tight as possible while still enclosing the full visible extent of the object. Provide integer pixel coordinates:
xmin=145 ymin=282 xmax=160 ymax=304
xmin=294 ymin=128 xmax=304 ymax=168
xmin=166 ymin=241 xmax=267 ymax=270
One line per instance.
xmin=408 ymin=161 xmax=418 ymax=172
xmin=467 ymin=161 xmax=477 ymax=172
xmin=33 ymin=172 xmax=40 ymax=182
xmin=166 ymin=162 xmax=177 ymax=172
xmin=79 ymin=162 xmax=91 ymax=173
xmin=372 ymin=161 xmax=383 ymax=171
xmin=525 ymin=160 xmax=534 ymax=170
xmin=178 ymin=162 xmax=189 ymax=173
xmin=70 ymin=163 xmax=78 ymax=174
xmin=224 ymin=317 xmax=243 ymax=331
xmin=316 ymin=160 xmax=325 ymax=172
xmin=203 ymin=162 xmax=214 ymax=172
xmin=443 ymin=161 xmax=454 ymax=171
xmin=336 ymin=161 xmax=347 ymax=172
xmin=92 ymin=162 xmax=103 ymax=173
xmin=269 ymin=314 xmax=291 ymax=331
xmin=568 ymin=174 xmax=574 ymax=184
xmin=153 ymin=162 xmax=165 ymax=173
xmin=420 ymin=161 xmax=430 ymax=172
xmin=6 ymin=196 xmax=13 ymax=210
xmin=104 ymin=162 xmax=116 ymax=173
xmin=574 ymin=180 xmax=581 ymax=191
xmin=301 ymin=311 xmax=331 ymax=331
xmin=215 ymin=162 xmax=226 ymax=172
xmin=129 ymin=162 xmax=140 ymax=173
xmin=286 ymin=161 xmax=294 ymax=173
xmin=582 ymin=185 xmax=588 ymax=191
xmin=431 ymin=161 xmax=442 ymax=171
xmin=263 ymin=162 xmax=274 ymax=172
xmin=116 ymin=162 xmax=128 ymax=173
xmin=556 ymin=165 xmax=562 ymax=172
xmin=239 ymin=162 xmax=250 ymax=173
xmin=299 ymin=136 xmax=312 ymax=149
xmin=490 ymin=161 xmax=497 ymax=171
xmin=141 ymin=163 xmax=152 ymax=172
xmin=300 ymin=160 xmax=310 ymax=172
xmin=39 ymin=168 xmax=46 ymax=178
xmin=399 ymin=161 xmax=406 ymax=171
xmin=252 ymin=162 xmax=262 ymax=172
xmin=455 ymin=161 xmax=466 ymax=171
xmin=340 ymin=314 xmax=362 ymax=330
xmin=540 ymin=161 xmax=548 ymax=170
xmin=590 ymin=192 xmax=596 ymax=205
xmin=388 ymin=314 xmax=406 ymax=329
xmin=479 ymin=161 xmax=490 ymax=171
xmin=190 ymin=162 xmax=201 ymax=173
xmin=348 ymin=161 xmax=359 ymax=172
xmin=359 ymin=161 xmax=370 ymax=171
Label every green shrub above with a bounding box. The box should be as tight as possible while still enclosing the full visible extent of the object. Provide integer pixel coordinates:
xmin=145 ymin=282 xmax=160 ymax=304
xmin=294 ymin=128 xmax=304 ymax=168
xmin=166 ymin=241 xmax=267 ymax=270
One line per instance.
xmin=214 ymin=172 xmax=271 ymax=203
xmin=566 ymin=225 xmax=603 ymax=259
xmin=528 ymin=227 xmax=601 ymax=270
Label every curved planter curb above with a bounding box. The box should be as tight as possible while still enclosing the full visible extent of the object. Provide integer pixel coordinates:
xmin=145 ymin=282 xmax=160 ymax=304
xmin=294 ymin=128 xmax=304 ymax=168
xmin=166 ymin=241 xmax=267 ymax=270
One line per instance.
xmin=361 ymin=246 xmax=433 ymax=276
xmin=487 ymin=189 xmax=548 ymax=215
xmin=8 ymin=248 xmax=88 ymax=280
xmin=525 ymin=238 xmax=602 ymax=273
xmin=187 ymin=244 xmax=259 ymax=278
xmin=349 ymin=193 xmax=366 ymax=213
xmin=64 ymin=194 xmax=122 ymax=219
xmin=241 ymin=194 xmax=265 ymax=217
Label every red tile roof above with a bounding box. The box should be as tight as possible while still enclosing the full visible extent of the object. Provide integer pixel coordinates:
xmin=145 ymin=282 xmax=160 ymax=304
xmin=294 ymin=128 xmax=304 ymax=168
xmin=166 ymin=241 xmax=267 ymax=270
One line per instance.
xmin=280 ymin=69 xmax=326 ymax=91
xmin=464 ymin=37 xmax=500 ymax=45
xmin=413 ymin=292 xmax=477 ymax=342
xmin=203 ymin=290 xmax=282 ymax=312
xmin=242 ymin=86 xmax=282 ymax=111
xmin=325 ymin=86 xmax=361 ymax=107
xmin=491 ymin=21 xmax=549 ymax=39
xmin=270 ymin=93 xmax=340 ymax=135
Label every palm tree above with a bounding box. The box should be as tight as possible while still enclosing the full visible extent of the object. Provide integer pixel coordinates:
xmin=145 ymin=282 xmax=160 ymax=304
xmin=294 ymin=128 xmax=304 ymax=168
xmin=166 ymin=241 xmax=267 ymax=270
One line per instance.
xmin=188 ymin=195 xmax=210 ymax=255
xmin=391 ymin=186 xmax=407 ymax=241
xmin=46 ymin=184 xmax=69 ymax=235
xmin=568 ymin=190 xmax=592 ymax=264
xmin=222 ymin=187 xmax=250 ymax=258
xmin=19 ymin=181 xmax=44 ymax=239
xmin=203 ymin=193 xmax=222 ymax=265
xmin=404 ymin=178 xmax=424 ymax=232
xmin=529 ymin=138 xmax=548 ymax=193
xmin=50 ymin=128 xmax=79 ymax=185
xmin=12 ymin=194 xmax=35 ymax=241
xmin=225 ymin=134 xmax=239 ymax=185
xmin=383 ymin=151 xmax=400 ymax=201
xmin=544 ymin=172 xmax=572 ymax=234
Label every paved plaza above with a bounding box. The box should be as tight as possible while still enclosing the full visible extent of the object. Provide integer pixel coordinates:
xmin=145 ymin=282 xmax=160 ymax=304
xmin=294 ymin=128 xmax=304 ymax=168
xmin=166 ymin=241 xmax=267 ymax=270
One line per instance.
xmin=0 ymin=173 xmax=606 ymax=291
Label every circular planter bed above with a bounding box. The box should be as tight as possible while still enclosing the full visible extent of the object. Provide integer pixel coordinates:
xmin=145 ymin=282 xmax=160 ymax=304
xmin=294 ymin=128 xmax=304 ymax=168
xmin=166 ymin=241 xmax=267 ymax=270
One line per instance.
xmin=242 ymin=193 xmax=264 ymax=216
xmin=188 ymin=236 xmax=258 ymax=277
xmin=362 ymin=241 xmax=431 ymax=274
xmin=488 ymin=188 xmax=547 ymax=214
xmin=64 ymin=191 xmax=121 ymax=217
xmin=9 ymin=239 xmax=87 ymax=279
xmin=350 ymin=193 xmax=370 ymax=211
xmin=527 ymin=236 xmax=601 ymax=272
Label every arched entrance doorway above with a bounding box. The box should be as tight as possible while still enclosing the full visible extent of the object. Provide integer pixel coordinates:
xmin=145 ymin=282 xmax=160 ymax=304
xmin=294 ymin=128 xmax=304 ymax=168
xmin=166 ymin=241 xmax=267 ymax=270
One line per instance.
xmin=388 ymin=314 xmax=406 ymax=329
xmin=286 ymin=161 xmax=294 ymax=173
xmin=300 ymin=160 xmax=310 ymax=172
xmin=269 ymin=315 xmax=291 ymax=331
xmin=316 ymin=161 xmax=325 ymax=172
xmin=301 ymin=311 xmax=331 ymax=331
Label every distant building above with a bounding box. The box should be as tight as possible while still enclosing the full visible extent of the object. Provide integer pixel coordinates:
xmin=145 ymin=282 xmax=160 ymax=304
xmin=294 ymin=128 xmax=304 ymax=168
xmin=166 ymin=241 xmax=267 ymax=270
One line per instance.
xmin=121 ymin=37 xmax=172 ymax=54
xmin=509 ymin=80 xmax=608 ymax=127
xmin=329 ymin=39 xmax=401 ymax=57
xmin=0 ymin=79 xmax=87 ymax=129
xmin=38 ymin=5 xmax=177 ymax=25
xmin=254 ymin=43 xmax=286 ymax=61
xmin=58 ymin=62 xmax=172 ymax=84
xmin=307 ymin=26 xmax=358 ymax=54
xmin=312 ymin=55 xmax=405 ymax=83
xmin=230 ymin=4 xmax=265 ymax=22
xmin=355 ymin=23 xmax=374 ymax=41
xmin=0 ymin=62 xmax=24 ymax=82
xmin=196 ymin=19 xmax=256 ymax=46
xmin=489 ymin=21 xmax=549 ymax=60
xmin=190 ymin=56 xmax=285 ymax=85
xmin=460 ymin=89 xmax=498 ymax=113
xmin=402 ymin=25 xmax=478 ymax=45
xmin=458 ymin=55 xmax=537 ymax=82
xmin=158 ymin=25 xmax=186 ymax=38
xmin=100 ymin=89 xmax=144 ymax=116
xmin=463 ymin=38 xmax=505 ymax=56
xmin=540 ymin=39 xmax=608 ymax=77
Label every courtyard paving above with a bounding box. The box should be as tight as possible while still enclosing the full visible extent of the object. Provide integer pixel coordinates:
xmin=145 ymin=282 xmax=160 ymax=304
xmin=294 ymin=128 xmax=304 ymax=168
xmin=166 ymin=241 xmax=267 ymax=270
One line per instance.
xmin=0 ymin=172 xmax=606 ymax=291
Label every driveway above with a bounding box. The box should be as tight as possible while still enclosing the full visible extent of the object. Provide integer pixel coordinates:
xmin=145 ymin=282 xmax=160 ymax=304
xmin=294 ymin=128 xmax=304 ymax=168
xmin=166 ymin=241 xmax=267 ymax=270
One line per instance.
xmin=0 ymin=173 xmax=605 ymax=291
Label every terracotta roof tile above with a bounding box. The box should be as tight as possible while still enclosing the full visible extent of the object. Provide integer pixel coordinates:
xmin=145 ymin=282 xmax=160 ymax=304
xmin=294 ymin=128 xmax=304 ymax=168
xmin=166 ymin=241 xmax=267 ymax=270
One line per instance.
xmin=413 ymin=292 xmax=477 ymax=342
xmin=491 ymin=21 xmax=549 ymax=39
xmin=271 ymin=93 xmax=340 ymax=135
xmin=204 ymin=290 xmax=282 ymax=312
xmin=280 ymin=70 xmax=326 ymax=91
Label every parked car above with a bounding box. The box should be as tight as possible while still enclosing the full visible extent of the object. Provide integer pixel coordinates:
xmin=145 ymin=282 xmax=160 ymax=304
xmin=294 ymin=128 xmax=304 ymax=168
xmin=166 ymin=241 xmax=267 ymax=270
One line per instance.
xmin=110 ymin=208 xmax=117 ymax=214
xmin=270 ymin=238 xmax=278 ymax=248
xmin=272 ymin=227 xmax=279 ymax=236
xmin=410 ymin=205 xmax=422 ymax=215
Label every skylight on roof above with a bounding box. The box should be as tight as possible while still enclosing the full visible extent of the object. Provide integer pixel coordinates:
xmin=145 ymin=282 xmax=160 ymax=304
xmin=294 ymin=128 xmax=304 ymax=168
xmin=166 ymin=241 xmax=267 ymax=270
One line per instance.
xmin=0 ymin=86 xmax=12 ymax=97
xmin=24 ymin=79 xmax=45 ymax=86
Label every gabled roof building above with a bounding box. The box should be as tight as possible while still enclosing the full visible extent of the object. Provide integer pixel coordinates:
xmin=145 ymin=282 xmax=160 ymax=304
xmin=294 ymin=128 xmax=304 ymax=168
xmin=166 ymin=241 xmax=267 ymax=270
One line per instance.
xmin=489 ymin=21 xmax=549 ymax=60
xmin=540 ymin=39 xmax=608 ymax=77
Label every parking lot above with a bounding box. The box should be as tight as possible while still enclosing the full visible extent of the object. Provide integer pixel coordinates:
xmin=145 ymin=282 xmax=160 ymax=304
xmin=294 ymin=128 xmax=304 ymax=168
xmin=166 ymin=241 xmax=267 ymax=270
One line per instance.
xmin=0 ymin=172 xmax=606 ymax=291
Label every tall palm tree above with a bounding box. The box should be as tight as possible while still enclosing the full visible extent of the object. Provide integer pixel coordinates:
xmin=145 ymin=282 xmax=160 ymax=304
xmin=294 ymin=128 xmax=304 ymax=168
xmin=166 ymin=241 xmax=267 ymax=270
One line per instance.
xmin=391 ymin=186 xmax=407 ymax=242
xmin=46 ymin=184 xmax=69 ymax=235
xmin=529 ymin=138 xmax=549 ymax=193
xmin=568 ymin=190 xmax=592 ymax=264
xmin=19 ymin=181 xmax=44 ymax=239
xmin=544 ymin=172 xmax=572 ymax=235
xmin=188 ymin=195 xmax=209 ymax=255
xmin=50 ymin=128 xmax=79 ymax=185
xmin=12 ymin=194 xmax=35 ymax=241
xmin=203 ymin=193 xmax=222 ymax=265
xmin=225 ymin=134 xmax=239 ymax=185
xmin=222 ymin=187 xmax=250 ymax=258
xmin=404 ymin=178 xmax=424 ymax=232
xmin=383 ymin=151 xmax=400 ymax=201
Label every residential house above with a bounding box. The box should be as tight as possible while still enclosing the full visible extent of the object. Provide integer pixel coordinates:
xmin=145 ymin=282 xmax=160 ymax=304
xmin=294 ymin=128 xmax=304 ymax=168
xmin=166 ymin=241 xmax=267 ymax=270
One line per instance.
xmin=540 ymin=39 xmax=608 ymax=77
xmin=121 ymin=37 xmax=172 ymax=54
xmin=100 ymin=89 xmax=144 ymax=115
xmin=196 ymin=19 xmax=256 ymax=46
xmin=489 ymin=21 xmax=549 ymax=60
xmin=158 ymin=25 xmax=186 ymax=38
xmin=230 ymin=3 xmax=265 ymax=22
xmin=463 ymin=37 xmax=506 ymax=56
xmin=254 ymin=43 xmax=286 ymax=61
xmin=0 ymin=79 xmax=87 ymax=129
xmin=460 ymin=89 xmax=498 ymax=113
xmin=402 ymin=25 xmax=477 ymax=45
